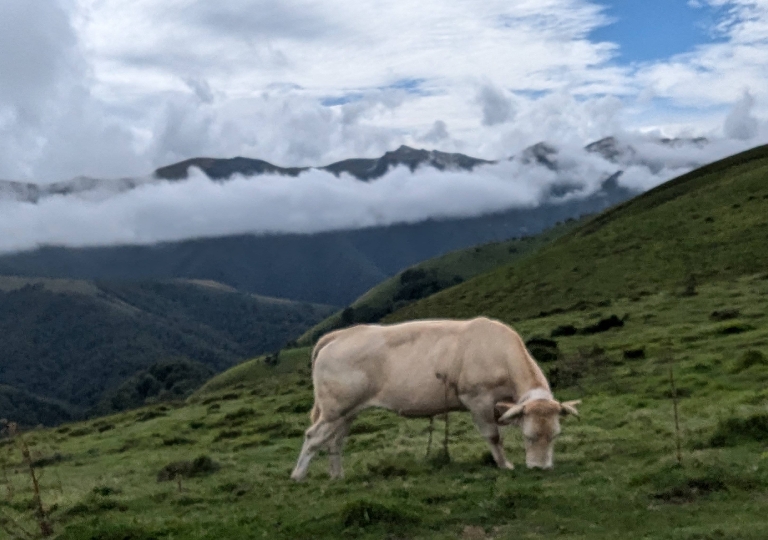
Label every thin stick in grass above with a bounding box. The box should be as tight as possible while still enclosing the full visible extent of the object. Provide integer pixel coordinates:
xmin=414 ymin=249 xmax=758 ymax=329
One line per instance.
xmin=669 ymin=367 xmax=683 ymax=465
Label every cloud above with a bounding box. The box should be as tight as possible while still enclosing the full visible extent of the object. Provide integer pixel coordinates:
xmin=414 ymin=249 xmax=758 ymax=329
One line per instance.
xmin=1 ymin=134 xmax=752 ymax=254
xmin=635 ymin=0 xmax=768 ymax=117
xmin=477 ymin=85 xmax=515 ymax=126
xmin=420 ymin=120 xmax=450 ymax=143
xmin=724 ymin=90 xmax=759 ymax=140
xmin=0 ymin=0 xmax=766 ymax=185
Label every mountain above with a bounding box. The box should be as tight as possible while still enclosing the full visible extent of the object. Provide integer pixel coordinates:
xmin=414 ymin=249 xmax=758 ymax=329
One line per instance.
xmin=154 ymin=156 xmax=308 ymax=180
xmin=156 ymin=145 xmax=493 ymax=182
xmin=320 ymin=145 xmax=494 ymax=180
xmin=0 ymin=176 xmax=634 ymax=305
xmin=0 ymin=146 xmax=493 ymax=203
xmin=0 ymin=276 xmax=333 ymax=425
xmin=0 ymin=176 xmax=154 ymax=203
xmin=387 ymin=143 xmax=768 ymax=323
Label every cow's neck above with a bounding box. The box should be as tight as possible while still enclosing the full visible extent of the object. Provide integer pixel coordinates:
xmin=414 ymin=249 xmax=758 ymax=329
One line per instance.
xmin=518 ymin=387 xmax=553 ymax=404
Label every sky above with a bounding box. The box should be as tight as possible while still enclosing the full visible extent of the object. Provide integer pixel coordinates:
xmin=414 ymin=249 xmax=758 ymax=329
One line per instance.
xmin=0 ymin=0 xmax=766 ymax=184
xmin=0 ymin=1 xmax=767 ymax=253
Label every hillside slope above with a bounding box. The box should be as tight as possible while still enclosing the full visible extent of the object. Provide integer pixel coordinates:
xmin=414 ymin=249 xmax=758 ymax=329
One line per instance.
xmin=298 ymin=219 xmax=582 ymax=344
xmin=388 ymin=144 xmax=768 ymax=323
xmin=0 ymin=277 xmax=333 ymax=425
xmin=6 ymin=273 xmax=768 ymax=539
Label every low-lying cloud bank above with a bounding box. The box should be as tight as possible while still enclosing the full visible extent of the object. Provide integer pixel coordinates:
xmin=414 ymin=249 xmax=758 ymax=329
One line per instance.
xmin=0 ymin=135 xmax=759 ymax=255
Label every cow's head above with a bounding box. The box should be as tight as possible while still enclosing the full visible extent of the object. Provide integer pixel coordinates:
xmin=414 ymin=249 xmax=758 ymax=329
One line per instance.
xmin=495 ymin=399 xmax=580 ymax=469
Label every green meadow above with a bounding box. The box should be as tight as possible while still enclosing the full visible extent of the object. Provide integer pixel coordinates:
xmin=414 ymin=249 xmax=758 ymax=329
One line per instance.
xmin=3 ymin=274 xmax=768 ymax=539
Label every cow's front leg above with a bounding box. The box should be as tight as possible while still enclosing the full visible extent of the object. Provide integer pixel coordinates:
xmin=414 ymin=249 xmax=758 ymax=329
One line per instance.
xmin=461 ymin=395 xmax=514 ymax=470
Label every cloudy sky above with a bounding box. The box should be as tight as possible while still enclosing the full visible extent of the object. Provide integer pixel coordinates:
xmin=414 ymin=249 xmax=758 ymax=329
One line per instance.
xmin=1 ymin=0 xmax=766 ymax=184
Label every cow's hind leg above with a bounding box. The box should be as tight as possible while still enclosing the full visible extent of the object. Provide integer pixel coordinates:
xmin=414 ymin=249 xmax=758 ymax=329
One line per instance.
xmin=461 ymin=395 xmax=514 ymax=470
xmin=327 ymin=416 xmax=354 ymax=479
xmin=291 ymin=417 xmax=346 ymax=481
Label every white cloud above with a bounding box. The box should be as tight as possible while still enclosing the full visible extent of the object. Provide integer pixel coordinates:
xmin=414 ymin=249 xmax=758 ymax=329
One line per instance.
xmin=477 ymin=85 xmax=516 ymax=126
xmin=724 ymin=90 xmax=760 ymax=140
xmin=635 ymin=0 xmax=768 ymax=115
xmin=1 ymin=134 xmax=752 ymax=254
xmin=0 ymin=0 xmax=766 ymax=186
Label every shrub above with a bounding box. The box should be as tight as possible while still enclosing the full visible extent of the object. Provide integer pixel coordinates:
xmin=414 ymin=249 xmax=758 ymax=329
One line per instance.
xmin=135 ymin=410 xmax=166 ymax=422
xmin=525 ymin=337 xmax=559 ymax=363
xmin=275 ymin=399 xmax=313 ymax=414
xmin=367 ymin=461 xmax=408 ymax=478
xmin=162 ymin=437 xmax=194 ymax=446
xmin=264 ymin=351 xmax=281 ymax=367
xmin=92 ymin=486 xmax=122 ymax=496
xmin=213 ymin=430 xmax=242 ymax=442
xmin=581 ymin=315 xmax=624 ymax=335
xmin=709 ymin=414 xmax=768 ymax=447
xmin=340 ymin=500 xmax=419 ymax=529
xmin=623 ymin=348 xmax=646 ymax=360
xmin=550 ymin=324 xmax=577 ymax=337
xmin=710 ymin=309 xmax=740 ymax=322
xmin=222 ymin=407 xmax=256 ymax=423
xmin=58 ymin=522 xmax=156 ymax=540
xmin=157 ymin=455 xmax=220 ymax=482
xmin=30 ymin=452 xmax=70 ymax=468
xmin=732 ymin=350 xmax=767 ymax=372
xmin=716 ymin=323 xmax=754 ymax=335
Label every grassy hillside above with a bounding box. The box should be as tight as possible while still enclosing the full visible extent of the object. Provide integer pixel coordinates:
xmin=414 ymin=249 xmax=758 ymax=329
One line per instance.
xmin=297 ymin=219 xmax=581 ymax=344
xmin=0 ymin=277 xmax=333 ymax=425
xmin=388 ymin=144 xmax=768 ymax=323
xmin=3 ymin=275 xmax=768 ymax=539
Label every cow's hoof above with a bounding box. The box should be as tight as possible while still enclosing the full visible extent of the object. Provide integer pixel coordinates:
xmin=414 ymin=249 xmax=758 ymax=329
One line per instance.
xmin=503 ymin=461 xmax=515 ymax=470
xmin=290 ymin=471 xmax=306 ymax=482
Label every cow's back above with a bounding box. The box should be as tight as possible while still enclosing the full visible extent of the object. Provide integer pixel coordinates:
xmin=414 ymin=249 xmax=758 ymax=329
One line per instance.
xmin=311 ymin=318 xmax=541 ymax=418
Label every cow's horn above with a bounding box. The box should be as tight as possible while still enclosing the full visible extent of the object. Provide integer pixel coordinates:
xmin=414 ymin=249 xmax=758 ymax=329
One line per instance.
xmin=497 ymin=402 xmax=526 ymax=424
xmin=560 ymin=400 xmax=581 ymax=417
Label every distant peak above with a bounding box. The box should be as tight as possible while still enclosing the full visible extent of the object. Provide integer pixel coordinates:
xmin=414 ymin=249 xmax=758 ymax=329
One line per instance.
xmin=389 ymin=145 xmax=425 ymax=156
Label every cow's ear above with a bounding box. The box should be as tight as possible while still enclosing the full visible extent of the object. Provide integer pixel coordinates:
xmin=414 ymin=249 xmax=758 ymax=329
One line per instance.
xmin=559 ymin=400 xmax=581 ymax=418
xmin=496 ymin=402 xmax=526 ymax=424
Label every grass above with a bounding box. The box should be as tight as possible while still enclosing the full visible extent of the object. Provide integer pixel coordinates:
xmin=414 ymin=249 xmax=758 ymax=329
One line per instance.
xmin=387 ymin=144 xmax=768 ymax=324
xmin=3 ymin=274 xmax=768 ymax=539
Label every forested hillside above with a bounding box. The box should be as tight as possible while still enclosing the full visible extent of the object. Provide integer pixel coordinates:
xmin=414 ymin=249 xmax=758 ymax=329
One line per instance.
xmin=0 ymin=277 xmax=333 ymax=425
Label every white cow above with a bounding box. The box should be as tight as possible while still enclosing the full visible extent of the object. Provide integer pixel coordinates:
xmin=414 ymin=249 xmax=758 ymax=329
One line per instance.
xmin=291 ymin=317 xmax=580 ymax=481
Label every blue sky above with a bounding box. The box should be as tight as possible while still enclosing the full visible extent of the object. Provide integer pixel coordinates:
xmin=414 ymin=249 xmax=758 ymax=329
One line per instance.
xmin=591 ymin=1 xmax=727 ymax=63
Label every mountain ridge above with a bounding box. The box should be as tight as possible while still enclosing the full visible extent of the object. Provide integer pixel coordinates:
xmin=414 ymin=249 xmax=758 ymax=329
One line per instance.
xmin=0 ymin=136 xmax=708 ymax=204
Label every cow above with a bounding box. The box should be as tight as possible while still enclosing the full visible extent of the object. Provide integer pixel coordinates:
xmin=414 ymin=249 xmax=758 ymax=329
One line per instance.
xmin=290 ymin=317 xmax=580 ymax=481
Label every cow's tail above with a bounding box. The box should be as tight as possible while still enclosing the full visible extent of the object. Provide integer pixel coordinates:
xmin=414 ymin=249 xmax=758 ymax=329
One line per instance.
xmin=310 ymin=402 xmax=321 ymax=424
xmin=307 ymin=332 xmax=337 ymax=424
